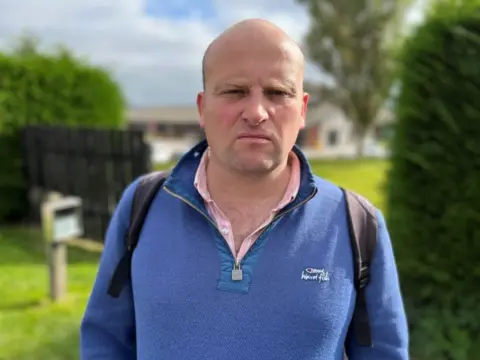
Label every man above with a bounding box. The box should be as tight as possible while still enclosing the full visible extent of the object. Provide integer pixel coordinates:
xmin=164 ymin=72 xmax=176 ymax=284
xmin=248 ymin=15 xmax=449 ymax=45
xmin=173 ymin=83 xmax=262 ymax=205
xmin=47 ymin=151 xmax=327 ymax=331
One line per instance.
xmin=80 ymin=19 xmax=409 ymax=359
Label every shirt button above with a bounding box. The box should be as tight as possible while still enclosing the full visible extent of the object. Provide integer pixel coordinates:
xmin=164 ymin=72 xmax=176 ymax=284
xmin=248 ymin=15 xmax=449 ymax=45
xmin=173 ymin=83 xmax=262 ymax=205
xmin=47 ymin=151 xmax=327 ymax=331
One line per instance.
xmin=221 ymin=228 xmax=229 ymax=235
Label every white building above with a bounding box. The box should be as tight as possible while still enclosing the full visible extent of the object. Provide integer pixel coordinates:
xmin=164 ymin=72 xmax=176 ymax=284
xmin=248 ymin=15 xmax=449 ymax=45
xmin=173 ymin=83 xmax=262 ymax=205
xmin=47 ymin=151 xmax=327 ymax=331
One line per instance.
xmin=126 ymin=102 xmax=393 ymax=163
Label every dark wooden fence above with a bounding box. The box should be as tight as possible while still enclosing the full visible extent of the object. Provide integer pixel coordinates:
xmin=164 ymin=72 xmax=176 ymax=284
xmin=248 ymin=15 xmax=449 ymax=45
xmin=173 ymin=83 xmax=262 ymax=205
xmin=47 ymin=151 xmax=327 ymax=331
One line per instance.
xmin=21 ymin=125 xmax=152 ymax=242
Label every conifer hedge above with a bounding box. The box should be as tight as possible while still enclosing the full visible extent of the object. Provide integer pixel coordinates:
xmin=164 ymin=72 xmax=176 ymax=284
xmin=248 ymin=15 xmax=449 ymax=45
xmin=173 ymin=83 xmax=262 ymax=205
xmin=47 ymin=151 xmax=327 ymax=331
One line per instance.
xmin=0 ymin=41 xmax=125 ymax=222
xmin=386 ymin=1 xmax=480 ymax=358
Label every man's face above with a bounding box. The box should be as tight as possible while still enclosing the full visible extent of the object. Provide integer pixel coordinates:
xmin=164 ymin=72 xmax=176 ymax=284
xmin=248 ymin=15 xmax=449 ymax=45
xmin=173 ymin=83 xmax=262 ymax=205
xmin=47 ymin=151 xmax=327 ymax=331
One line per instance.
xmin=197 ymin=37 xmax=309 ymax=176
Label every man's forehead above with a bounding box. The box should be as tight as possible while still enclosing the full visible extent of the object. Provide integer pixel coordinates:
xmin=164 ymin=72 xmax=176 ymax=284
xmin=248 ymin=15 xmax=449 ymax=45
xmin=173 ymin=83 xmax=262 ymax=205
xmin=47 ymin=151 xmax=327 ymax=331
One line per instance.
xmin=202 ymin=19 xmax=305 ymax=88
xmin=213 ymin=73 xmax=298 ymax=88
xmin=208 ymin=42 xmax=303 ymax=75
xmin=208 ymin=38 xmax=302 ymax=65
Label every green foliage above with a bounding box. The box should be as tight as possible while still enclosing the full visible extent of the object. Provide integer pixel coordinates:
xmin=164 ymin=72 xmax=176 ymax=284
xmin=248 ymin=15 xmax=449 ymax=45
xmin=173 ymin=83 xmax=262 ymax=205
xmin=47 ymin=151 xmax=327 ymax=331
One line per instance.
xmin=386 ymin=1 xmax=480 ymax=358
xmin=0 ymin=42 xmax=125 ymax=132
xmin=406 ymin=298 xmax=480 ymax=360
xmin=0 ymin=36 xmax=126 ymax=222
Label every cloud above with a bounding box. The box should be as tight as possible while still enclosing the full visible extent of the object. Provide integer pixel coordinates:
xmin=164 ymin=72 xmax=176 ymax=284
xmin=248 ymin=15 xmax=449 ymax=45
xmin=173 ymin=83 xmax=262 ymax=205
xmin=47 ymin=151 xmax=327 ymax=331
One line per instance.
xmin=0 ymin=0 xmax=424 ymax=107
xmin=0 ymin=0 xmax=220 ymax=106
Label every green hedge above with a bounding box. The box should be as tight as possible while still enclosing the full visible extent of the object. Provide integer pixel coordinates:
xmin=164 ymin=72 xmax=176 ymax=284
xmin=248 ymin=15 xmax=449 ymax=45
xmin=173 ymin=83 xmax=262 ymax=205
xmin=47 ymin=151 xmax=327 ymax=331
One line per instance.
xmin=0 ymin=49 xmax=125 ymax=132
xmin=0 ymin=42 xmax=125 ymax=222
xmin=386 ymin=1 xmax=480 ymax=358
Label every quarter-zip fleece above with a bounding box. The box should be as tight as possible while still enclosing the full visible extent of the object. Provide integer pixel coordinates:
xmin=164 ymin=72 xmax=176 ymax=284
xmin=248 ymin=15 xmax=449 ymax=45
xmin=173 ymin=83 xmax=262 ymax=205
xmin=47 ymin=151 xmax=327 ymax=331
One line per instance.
xmin=193 ymin=147 xmax=301 ymax=265
xmin=80 ymin=140 xmax=409 ymax=360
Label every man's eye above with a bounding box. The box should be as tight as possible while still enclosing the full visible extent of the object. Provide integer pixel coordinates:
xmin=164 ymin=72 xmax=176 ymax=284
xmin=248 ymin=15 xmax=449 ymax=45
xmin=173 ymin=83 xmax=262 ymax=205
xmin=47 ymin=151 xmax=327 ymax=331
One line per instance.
xmin=225 ymin=89 xmax=244 ymax=94
xmin=267 ymin=90 xmax=288 ymax=96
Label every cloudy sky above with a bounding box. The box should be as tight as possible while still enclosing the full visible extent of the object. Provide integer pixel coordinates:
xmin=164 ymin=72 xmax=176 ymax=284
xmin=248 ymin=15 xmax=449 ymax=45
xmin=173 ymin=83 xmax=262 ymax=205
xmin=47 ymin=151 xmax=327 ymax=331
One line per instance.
xmin=0 ymin=0 xmax=427 ymax=107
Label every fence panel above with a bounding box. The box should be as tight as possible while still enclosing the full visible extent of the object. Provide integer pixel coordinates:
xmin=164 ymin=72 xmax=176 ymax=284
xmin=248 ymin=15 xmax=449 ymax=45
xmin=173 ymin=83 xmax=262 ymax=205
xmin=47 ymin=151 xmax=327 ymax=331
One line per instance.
xmin=21 ymin=125 xmax=151 ymax=242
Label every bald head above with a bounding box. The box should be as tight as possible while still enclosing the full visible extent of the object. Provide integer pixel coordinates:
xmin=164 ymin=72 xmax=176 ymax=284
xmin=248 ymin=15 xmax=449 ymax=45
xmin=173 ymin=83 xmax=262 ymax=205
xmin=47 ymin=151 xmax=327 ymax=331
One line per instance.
xmin=201 ymin=19 xmax=305 ymax=89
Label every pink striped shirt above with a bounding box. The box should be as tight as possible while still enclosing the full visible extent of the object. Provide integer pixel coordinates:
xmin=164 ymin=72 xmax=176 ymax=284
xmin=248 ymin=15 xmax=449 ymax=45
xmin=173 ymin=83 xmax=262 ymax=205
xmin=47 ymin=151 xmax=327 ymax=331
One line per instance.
xmin=194 ymin=148 xmax=301 ymax=264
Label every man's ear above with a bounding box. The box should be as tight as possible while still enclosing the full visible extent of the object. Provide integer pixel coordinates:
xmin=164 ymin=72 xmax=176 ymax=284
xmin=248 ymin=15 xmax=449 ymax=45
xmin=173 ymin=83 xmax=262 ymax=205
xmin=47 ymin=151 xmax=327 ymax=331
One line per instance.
xmin=300 ymin=92 xmax=309 ymax=129
xmin=197 ymin=92 xmax=205 ymax=128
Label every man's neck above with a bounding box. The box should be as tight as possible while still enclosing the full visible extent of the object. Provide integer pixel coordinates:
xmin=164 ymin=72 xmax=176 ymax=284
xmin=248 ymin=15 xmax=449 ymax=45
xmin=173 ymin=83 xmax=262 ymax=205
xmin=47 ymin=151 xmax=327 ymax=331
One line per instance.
xmin=206 ymin=155 xmax=291 ymax=205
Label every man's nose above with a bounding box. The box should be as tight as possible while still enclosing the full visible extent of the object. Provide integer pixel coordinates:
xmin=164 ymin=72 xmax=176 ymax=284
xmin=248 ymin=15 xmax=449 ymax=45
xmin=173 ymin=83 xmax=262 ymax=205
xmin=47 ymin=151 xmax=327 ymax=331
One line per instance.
xmin=241 ymin=95 xmax=268 ymax=126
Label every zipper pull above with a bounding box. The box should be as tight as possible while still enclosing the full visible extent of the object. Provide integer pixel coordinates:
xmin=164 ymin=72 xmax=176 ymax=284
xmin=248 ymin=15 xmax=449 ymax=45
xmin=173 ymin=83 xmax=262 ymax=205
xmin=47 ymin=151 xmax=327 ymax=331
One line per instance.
xmin=232 ymin=261 xmax=243 ymax=281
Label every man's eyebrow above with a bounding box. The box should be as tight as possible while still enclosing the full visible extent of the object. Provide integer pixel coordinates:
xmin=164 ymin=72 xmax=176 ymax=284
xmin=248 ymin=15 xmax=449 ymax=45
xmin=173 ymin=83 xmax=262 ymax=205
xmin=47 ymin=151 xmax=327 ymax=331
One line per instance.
xmin=213 ymin=80 xmax=296 ymax=92
xmin=213 ymin=82 xmax=247 ymax=92
xmin=266 ymin=81 xmax=296 ymax=92
xmin=223 ymin=82 xmax=246 ymax=88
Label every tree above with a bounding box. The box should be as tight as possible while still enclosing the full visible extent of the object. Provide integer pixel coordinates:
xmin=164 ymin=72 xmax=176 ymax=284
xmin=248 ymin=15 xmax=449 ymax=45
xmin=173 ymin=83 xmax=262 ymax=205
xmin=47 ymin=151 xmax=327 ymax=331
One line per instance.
xmin=297 ymin=0 xmax=412 ymax=156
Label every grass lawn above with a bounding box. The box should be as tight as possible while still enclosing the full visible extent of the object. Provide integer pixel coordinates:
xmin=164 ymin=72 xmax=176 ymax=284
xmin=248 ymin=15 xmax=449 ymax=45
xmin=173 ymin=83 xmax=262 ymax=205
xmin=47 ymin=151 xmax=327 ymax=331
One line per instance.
xmin=0 ymin=158 xmax=387 ymax=359
xmin=0 ymin=227 xmax=101 ymax=360
xmin=309 ymin=159 xmax=388 ymax=211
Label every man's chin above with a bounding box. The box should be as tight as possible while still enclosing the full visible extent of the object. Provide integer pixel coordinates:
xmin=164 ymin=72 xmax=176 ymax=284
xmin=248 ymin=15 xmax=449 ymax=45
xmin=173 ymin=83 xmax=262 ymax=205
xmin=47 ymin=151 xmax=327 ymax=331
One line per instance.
xmin=233 ymin=157 xmax=278 ymax=176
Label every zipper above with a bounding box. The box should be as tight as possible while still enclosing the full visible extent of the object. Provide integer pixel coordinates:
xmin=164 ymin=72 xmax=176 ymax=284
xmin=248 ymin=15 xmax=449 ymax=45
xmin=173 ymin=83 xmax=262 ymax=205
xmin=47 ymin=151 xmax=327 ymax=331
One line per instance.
xmin=238 ymin=187 xmax=318 ymax=264
xmin=163 ymin=185 xmax=317 ymax=281
xmin=163 ymin=186 xmax=221 ymax=233
xmin=163 ymin=186 xmax=242 ymax=280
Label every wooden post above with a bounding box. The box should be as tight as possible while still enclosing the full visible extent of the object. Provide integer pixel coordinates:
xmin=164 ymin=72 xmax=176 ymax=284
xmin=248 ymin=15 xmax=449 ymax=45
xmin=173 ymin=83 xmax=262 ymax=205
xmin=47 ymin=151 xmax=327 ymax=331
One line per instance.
xmin=41 ymin=193 xmax=83 ymax=302
xmin=47 ymin=242 xmax=67 ymax=301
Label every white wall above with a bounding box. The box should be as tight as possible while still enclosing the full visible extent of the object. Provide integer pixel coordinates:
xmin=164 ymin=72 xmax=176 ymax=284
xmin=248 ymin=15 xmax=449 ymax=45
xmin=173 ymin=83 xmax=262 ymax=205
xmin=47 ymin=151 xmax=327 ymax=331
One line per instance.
xmin=318 ymin=110 xmax=357 ymax=157
xmin=149 ymin=137 xmax=196 ymax=163
xmin=305 ymin=103 xmax=388 ymax=159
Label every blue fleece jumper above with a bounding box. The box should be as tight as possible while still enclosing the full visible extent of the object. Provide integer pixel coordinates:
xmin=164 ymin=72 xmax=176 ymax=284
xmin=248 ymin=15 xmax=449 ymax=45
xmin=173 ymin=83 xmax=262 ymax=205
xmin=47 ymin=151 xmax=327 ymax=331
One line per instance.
xmin=80 ymin=140 xmax=409 ymax=360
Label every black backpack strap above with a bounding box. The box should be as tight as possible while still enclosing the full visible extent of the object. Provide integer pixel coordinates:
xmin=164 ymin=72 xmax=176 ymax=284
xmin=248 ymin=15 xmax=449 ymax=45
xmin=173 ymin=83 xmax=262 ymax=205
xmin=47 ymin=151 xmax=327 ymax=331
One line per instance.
xmin=342 ymin=188 xmax=378 ymax=347
xmin=107 ymin=170 xmax=170 ymax=298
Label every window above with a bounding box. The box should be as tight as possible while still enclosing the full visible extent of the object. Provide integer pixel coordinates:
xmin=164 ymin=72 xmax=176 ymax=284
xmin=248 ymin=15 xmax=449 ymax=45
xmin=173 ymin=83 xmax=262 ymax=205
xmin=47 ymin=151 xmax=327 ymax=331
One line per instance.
xmin=327 ymin=130 xmax=338 ymax=146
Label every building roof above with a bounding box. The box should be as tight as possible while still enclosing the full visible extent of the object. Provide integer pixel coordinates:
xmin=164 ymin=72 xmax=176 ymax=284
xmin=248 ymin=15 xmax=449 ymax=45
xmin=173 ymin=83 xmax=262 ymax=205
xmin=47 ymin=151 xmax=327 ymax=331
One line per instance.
xmin=126 ymin=105 xmax=199 ymax=125
xmin=305 ymin=102 xmax=344 ymax=127
xmin=126 ymin=103 xmax=335 ymax=126
xmin=126 ymin=102 xmax=394 ymax=126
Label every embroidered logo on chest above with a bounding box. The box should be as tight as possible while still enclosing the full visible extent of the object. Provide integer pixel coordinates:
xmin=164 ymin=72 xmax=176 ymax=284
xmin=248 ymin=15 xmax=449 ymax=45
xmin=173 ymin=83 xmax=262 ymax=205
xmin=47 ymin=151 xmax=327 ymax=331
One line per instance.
xmin=301 ymin=267 xmax=330 ymax=283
